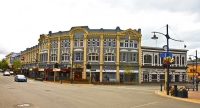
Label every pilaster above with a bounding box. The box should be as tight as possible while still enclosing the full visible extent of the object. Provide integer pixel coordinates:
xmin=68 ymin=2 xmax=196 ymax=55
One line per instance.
xmin=57 ymin=37 xmax=61 ymax=63
xmin=99 ymin=35 xmax=103 ymax=82
xmin=70 ymin=35 xmax=74 ymax=79
xmin=47 ymin=38 xmax=50 ymax=64
xmin=83 ymin=34 xmax=87 ymax=79
xmin=138 ymin=37 xmax=142 ymax=83
xmin=115 ymin=35 xmax=120 ymax=82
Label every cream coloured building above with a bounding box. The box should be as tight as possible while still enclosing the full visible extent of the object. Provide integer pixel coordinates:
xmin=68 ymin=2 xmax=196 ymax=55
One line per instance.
xmin=20 ymin=26 xmax=142 ymax=83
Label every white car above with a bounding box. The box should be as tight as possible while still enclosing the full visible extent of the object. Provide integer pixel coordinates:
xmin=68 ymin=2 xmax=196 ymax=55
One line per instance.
xmin=3 ymin=71 xmax=10 ymax=76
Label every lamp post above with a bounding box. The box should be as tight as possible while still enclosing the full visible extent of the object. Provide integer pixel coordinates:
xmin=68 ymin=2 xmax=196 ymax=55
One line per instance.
xmin=189 ymin=50 xmax=198 ymax=91
xmin=151 ymin=24 xmax=183 ymax=95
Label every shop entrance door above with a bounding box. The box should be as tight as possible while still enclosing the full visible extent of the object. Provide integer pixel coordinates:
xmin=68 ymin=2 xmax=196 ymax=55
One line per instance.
xmin=143 ymin=74 xmax=149 ymax=82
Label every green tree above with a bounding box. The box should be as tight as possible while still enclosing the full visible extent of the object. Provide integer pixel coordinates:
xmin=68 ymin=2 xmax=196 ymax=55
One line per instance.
xmin=0 ymin=59 xmax=9 ymax=71
xmin=12 ymin=59 xmax=22 ymax=73
xmin=122 ymin=64 xmax=134 ymax=82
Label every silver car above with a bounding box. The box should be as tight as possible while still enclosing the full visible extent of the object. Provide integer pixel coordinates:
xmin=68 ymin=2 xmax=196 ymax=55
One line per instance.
xmin=14 ymin=75 xmax=27 ymax=82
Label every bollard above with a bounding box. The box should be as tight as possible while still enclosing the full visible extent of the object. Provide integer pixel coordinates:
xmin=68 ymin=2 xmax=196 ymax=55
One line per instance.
xmin=160 ymin=84 xmax=162 ymax=91
xmin=60 ymin=79 xmax=62 ymax=84
xmin=174 ymin=85 xmax=178 ymax=97
xmin=196 ymin=84 xmax=198 ymax=91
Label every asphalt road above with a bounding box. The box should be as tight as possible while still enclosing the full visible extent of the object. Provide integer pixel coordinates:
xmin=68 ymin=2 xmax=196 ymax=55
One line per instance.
xmin=0 ymin=73 xmax=199 ymax=108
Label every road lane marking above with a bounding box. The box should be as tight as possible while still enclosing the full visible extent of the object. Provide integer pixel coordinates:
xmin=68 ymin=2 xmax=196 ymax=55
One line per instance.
xmin=131 ymin=99 xmax=170 ymax=108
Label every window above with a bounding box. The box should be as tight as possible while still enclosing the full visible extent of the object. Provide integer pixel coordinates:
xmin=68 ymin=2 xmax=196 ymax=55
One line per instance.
xmin=144 ymin=55 xmax=152 ymax=63
xmin=74 ymin=39 xmax=78 ymax=47
xmin=51 ymin=54 xmax=57 ymax=62
xmin=182 ymin=57 xmax=185 ymax=65
xmin=104 ymin=39 xmax=107 ymax=46
xmin=125 ymin=40 xmax=129 ymax=47
xmin=120 ymin=53 xmax=127 ymax=62
xmin=130 ymin=53 xmax=137 ymax=62
xmin=134 ymin=44 xmax=138 ymax=48
xmin=120 ymin=41 xmax=124 ymax=47
xmin=96 ymin=39 xmax=100 ymax=46
xmin=155 ymin=55 xmax=158 ymax=64
xmin=61 ymin=53 xmax=70 ymax=62
xmin=80 ymin=39 xmax=83 ymax=47
xmin=75 ymin=52 xmax=83 ymax=61
xmin=87 ymin=40 xmax=90 ymax=46
xmin=130 ymin=40 xmax=133 ymax=48
xmin=88 ymin=53 xmax=99 ymax=61
xmin=104 ymin=53 xmax=115 ymax=62
xmin=177 ymin=56 xmax=179 ymax=64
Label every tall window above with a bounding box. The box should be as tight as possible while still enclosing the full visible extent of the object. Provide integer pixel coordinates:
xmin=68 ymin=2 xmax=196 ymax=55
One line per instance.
xmin=177 ymin=56 xmax=179 ymax=64
xmin=182 ymin=57 xmax=185 ymax=65
xmin=88 ymin=53 xmax=99 ymax=61
xmin=130 ymin=53 xmax=137 ymax=62
xmin=62 ymin=53 xmax=70 ymax=62
xmin=51 ymin=54 xmax=57 ymax=62
xmin=155 ymin=55 xmax=158 ymax=64
xmin=120 ymin=53 xmax=127 ymax=62
xmin=144 ymin=55 xmax=152 ymax=63
xmin=104 ymin=53 xmax=115 ymax=62
xmin=88 ymin=38 xmax=100 ymax=47
xmin=104 ymin=39 xmax=116 ymax=47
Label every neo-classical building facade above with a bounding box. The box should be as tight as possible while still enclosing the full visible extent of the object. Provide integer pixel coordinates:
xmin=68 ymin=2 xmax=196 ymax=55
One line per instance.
xmin=18 ymin=26 xmax=189 ymax=83
xmin=141 ymin=46 xmax=188 ymax=83
xmin=20 ymin=26 xmax=142 ymax=83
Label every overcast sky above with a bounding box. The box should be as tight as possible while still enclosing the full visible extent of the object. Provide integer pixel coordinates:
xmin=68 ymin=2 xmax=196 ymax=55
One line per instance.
xmin=0 ymin=0 xmax=200 ymax=60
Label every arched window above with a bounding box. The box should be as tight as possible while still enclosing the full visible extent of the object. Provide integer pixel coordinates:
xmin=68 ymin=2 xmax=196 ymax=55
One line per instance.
xmin=144 ymin=55 xmax=152 ymax=63
xmin=88 ymin=53 xmax=99 ymax=61
xmin=104 ymin=53 xmax=115 ymax=62
xmin=62 ymin=53 xmax=70 ymax=62
xmin=51 ymin=54 xmax=57 ymax=62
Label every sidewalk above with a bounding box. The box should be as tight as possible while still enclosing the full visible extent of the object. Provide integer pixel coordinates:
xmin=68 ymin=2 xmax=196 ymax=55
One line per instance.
xmin=156 ymin=90 xmax=200 ymax=104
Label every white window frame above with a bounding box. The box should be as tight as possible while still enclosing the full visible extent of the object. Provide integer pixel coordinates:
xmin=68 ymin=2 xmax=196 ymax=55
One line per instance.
xmin=61 ymin=53 xmax=70 ymax=62
xmin=88 ymin=53 xmax=99 ymax=61
xmin=104 ymin=53 xmax=115 ymax=62
xmin=130 ymin=53 xmax=137 ymax=62
xmin=51 ymin=54 xmax=57 ymax=62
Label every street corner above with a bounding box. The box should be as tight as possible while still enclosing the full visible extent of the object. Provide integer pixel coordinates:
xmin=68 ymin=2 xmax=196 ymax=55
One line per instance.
xmin=155 ymin=90 xmax=200 ymax=104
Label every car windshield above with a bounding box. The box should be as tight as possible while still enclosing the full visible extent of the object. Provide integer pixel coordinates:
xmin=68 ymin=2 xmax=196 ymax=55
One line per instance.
xmin=18 ymin=75 xmax=25 ymax=78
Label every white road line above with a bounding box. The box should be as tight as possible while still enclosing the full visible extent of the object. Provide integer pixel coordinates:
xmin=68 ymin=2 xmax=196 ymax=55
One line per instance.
xmin=131 ymin=99 xmax=170 ymax=108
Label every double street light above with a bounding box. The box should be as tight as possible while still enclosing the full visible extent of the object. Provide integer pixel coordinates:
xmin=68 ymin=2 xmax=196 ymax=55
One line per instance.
xmin=151 ymin=24 xmax=183 ymax=95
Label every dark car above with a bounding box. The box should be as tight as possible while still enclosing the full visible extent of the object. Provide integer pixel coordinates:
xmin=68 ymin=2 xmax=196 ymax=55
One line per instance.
xmin=14 ymin=75 xmax=27 ymax=82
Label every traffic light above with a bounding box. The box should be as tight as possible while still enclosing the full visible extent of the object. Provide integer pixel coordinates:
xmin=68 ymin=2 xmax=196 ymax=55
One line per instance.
xmin=86 ymin=63 xmax=91 ymax=69
xmin=54 ymin=63 xmax=59 ymax=68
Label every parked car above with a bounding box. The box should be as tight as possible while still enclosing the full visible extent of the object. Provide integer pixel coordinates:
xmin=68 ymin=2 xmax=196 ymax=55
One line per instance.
xmin=3 ymin=71 xmax=10 ymax=76
xmin=0 ymin=69 xmax=3 ymax=72
xmin=14 ymin=75 xmax=27 ymax=82
xmin=9 ymin=71 xmax=14 ymax=75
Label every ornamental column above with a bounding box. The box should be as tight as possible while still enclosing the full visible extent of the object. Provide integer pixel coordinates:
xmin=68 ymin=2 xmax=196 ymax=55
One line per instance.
xmin=70 ymin=35 xmax=74 ymax=80
xmin=115 ymin=35 xmax=120 ymax=82
xmin=47 ymin=38 xmax=50 ymax=64
xmin=83 ymin=34 xmax=87 ymax=79
xmin=57 ymin=37 xmax=61 ymax=63
xmin=99 ymin=35 xmax=104 ymax=82
xmin=138 ymin=37 xmax=142 ymax=83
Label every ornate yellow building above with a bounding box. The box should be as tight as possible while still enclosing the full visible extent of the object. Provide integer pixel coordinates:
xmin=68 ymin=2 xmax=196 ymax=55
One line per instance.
xmin=21 ymin=26 xmax=142 ymax=83
xmin=187 ymin=62 xmax=200 ymax=82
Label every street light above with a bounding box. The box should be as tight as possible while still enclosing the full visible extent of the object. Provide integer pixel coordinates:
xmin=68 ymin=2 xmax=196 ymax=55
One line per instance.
xmin=151 ymin=24 xmax=183 ymax=95
xmin=189 ymin=50 xmax=198 ymax=91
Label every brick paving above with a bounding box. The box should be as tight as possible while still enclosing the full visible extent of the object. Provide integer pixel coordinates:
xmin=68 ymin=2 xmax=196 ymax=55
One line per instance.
xmin=188 ymin=90 xmax=200 ymax=100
